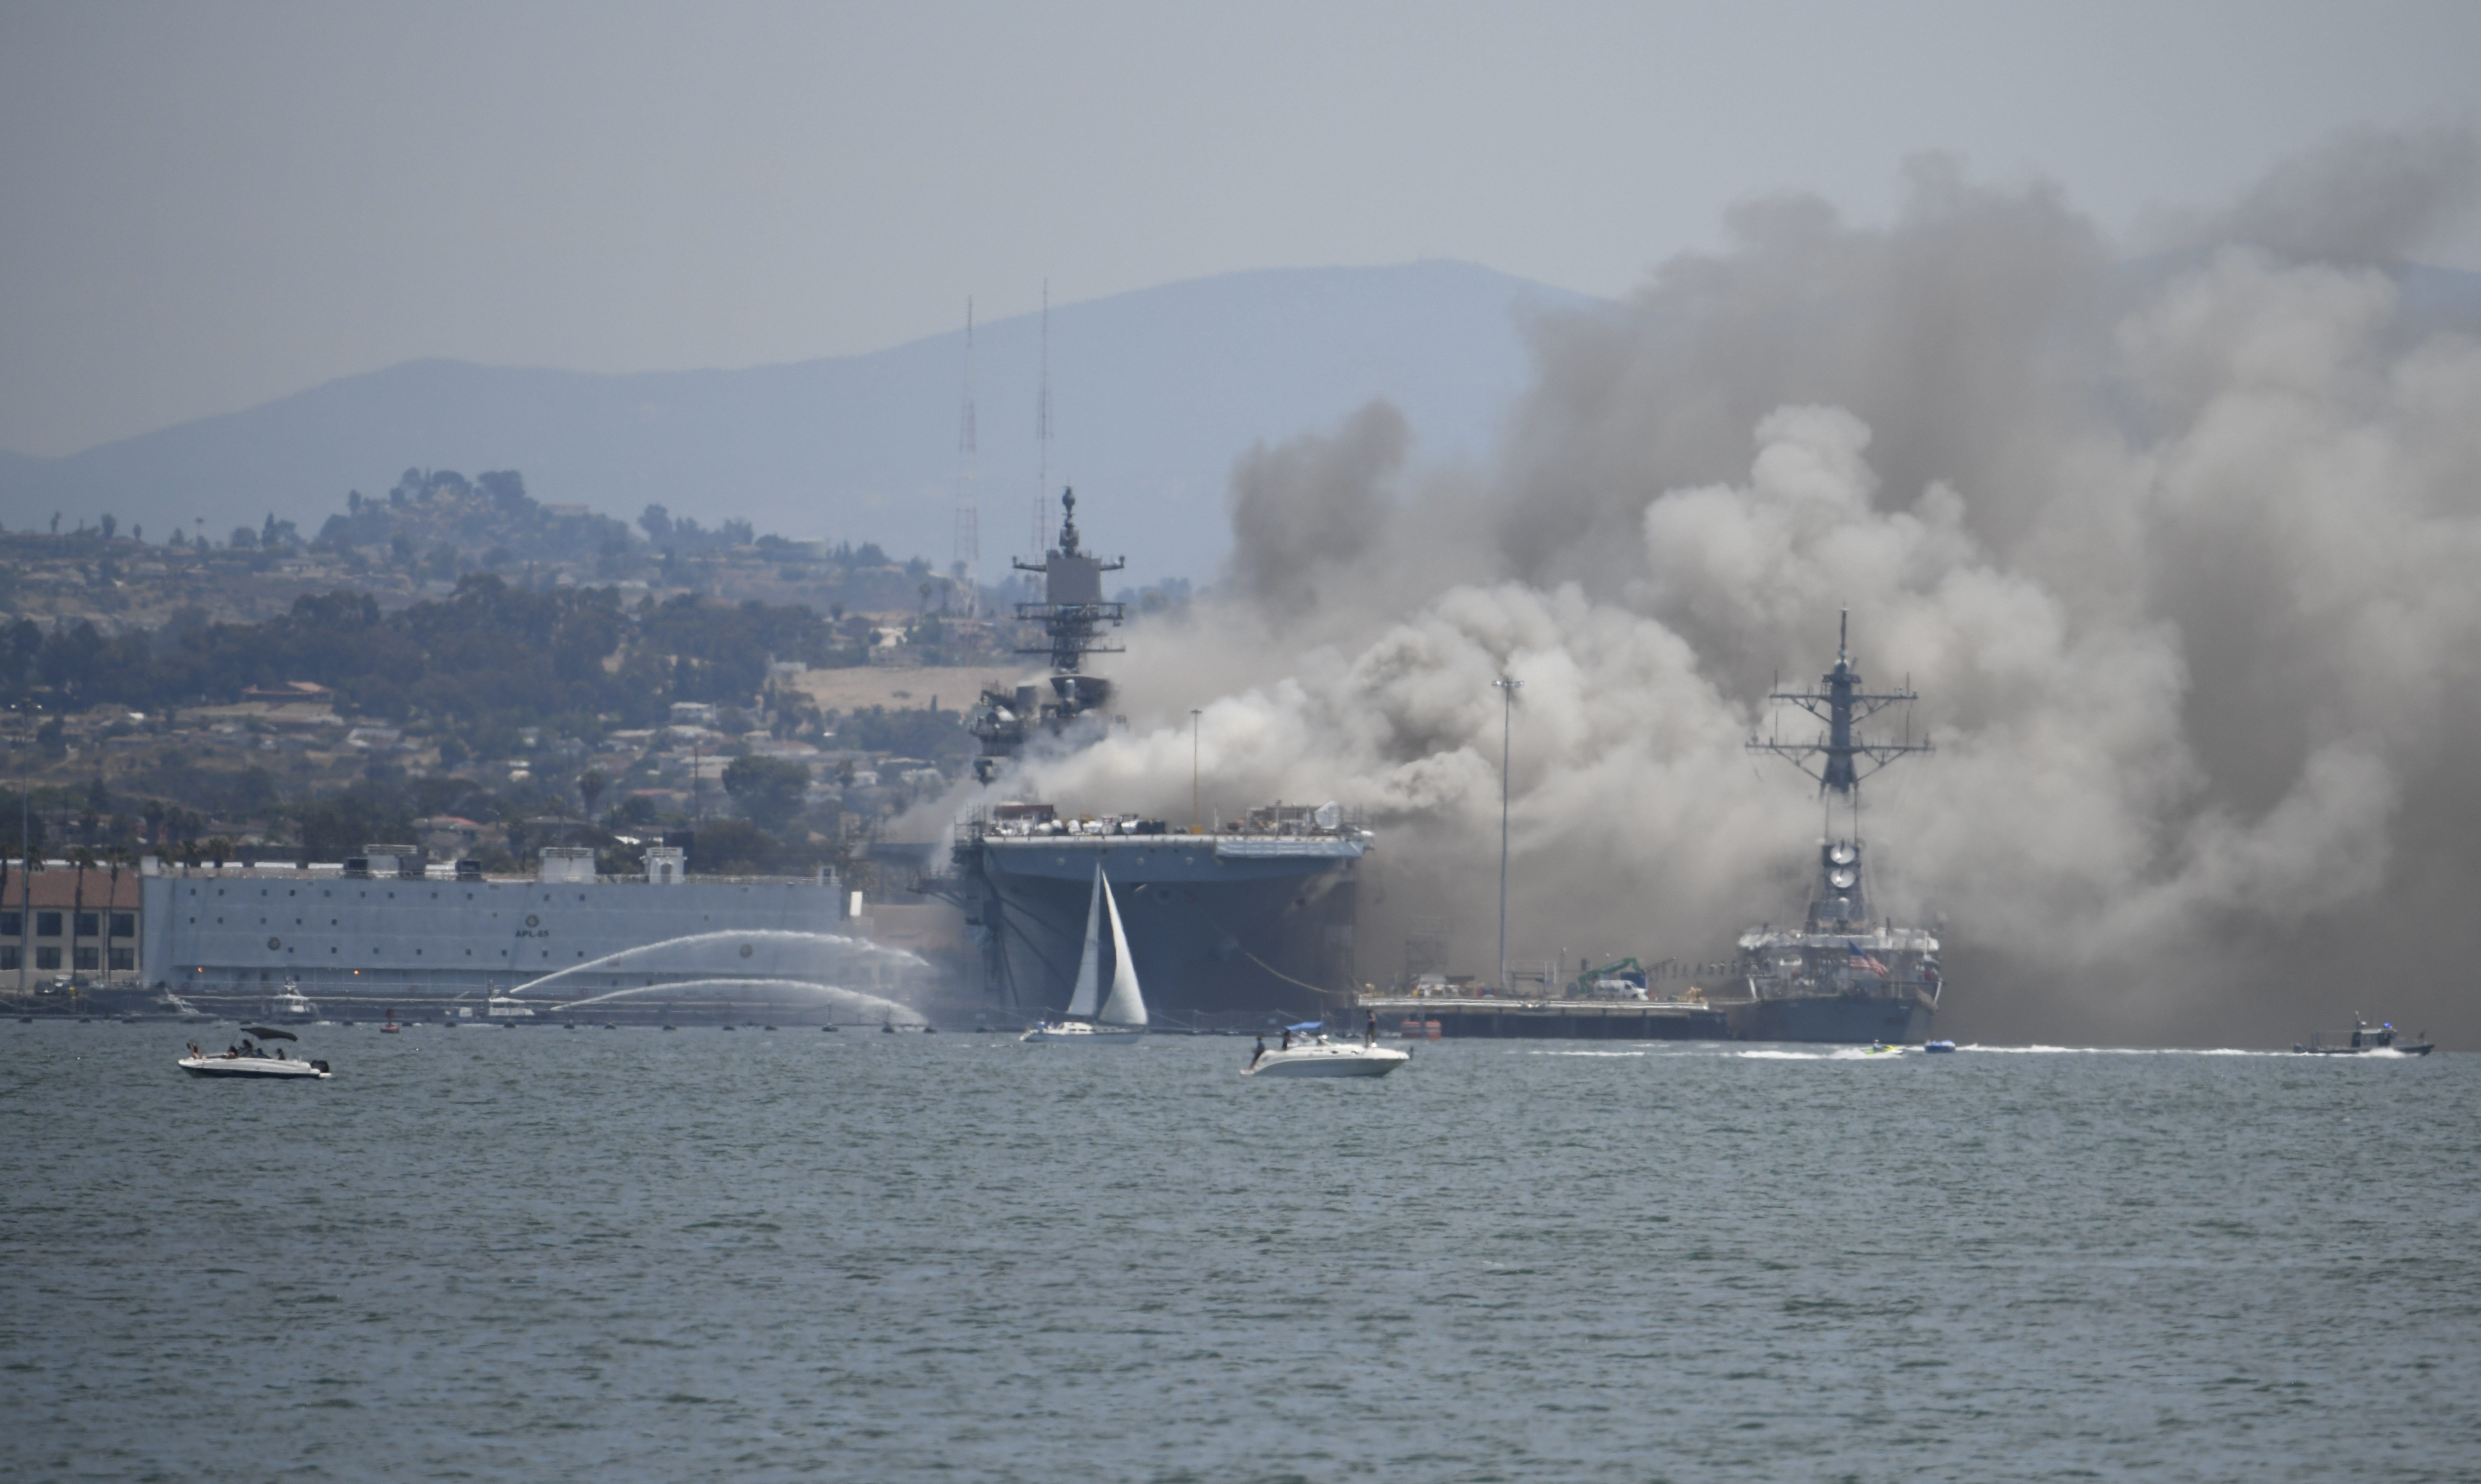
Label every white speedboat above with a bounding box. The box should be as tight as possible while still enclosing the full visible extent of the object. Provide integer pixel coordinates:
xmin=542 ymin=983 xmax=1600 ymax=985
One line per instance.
xmin=178 ymin=1029 xmax=331 ymax=1079
xmin=1244 ymin=1034 xmax=1409 ymax=1078
xmin=264 ymin=976 xmax=319 ymax=1023
xmin=1021 ymin=865 xmax=1149 ymax=1044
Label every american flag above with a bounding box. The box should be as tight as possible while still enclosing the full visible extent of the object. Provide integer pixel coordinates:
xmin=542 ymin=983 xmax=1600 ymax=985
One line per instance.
xmin=1848 ymin=946 xmax=1892 ymax=977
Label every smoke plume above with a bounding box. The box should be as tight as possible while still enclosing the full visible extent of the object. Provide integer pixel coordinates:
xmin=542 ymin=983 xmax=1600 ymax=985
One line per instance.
xmin=998 ymin=127 xmax=2481 ymax=1046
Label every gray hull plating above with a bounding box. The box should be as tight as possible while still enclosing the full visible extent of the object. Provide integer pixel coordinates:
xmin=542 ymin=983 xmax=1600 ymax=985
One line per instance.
xmin=1726 ymin=991 xmax=1934 ymax=1045
xmin=964 ymin=837 xmax=1360 ymax=1022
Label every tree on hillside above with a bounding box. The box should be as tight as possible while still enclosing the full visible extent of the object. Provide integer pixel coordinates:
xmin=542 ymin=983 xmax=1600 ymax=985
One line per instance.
xmin=722 ymin=755 xmax=810 ymax=835
xmin=689 ymin=819 xmax=780 ymax=875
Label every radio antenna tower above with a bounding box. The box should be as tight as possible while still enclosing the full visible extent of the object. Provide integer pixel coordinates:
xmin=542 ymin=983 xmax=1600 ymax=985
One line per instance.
xmin=1033 ymin=280 xmax=1052 ymax=557
xmin=951 ymin=296 xmax=979 ymax=617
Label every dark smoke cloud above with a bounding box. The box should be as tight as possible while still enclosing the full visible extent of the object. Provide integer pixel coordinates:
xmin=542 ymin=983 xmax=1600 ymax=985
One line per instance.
xmin=2182 ymin=122 xmax=2480 ymax=265
xmin=1225 ymin=400 xmax=1409 ymax=611
xmin=986 ymin=125 xmax=2481 ymax=1048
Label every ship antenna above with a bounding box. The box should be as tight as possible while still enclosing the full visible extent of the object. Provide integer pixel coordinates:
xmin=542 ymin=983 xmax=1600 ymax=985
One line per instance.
xmin=952 ymin=296 xmax=979 ymax=617
xmin=1033 ymin=279 xmax=1051 ymax=557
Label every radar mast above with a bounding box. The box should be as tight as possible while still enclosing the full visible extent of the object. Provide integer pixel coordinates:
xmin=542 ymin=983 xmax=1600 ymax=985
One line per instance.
xmin=1746 ymin=611 xmax=1930 ymax=927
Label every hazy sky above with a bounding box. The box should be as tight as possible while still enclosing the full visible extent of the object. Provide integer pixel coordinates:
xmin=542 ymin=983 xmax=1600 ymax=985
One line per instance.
xmin=2 ymin=0 xmax=2475 ymax=458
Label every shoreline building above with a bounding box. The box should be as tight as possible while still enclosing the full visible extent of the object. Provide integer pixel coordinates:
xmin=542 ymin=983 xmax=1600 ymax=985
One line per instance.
xmin=138 ymin=846 xmax=856 ymax=1014
xmin=2 ymin=862 xmax=145 ymax=1000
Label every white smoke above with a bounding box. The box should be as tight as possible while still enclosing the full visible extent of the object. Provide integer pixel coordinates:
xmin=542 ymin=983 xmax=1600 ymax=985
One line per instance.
xmin=988 ymin=128 xmax=2481 ymax=1045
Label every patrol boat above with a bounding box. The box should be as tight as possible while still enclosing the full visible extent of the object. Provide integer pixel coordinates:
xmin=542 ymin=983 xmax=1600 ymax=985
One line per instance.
xmin=1728 ymin=614 xmax=1942 ymax=1044
xmin=2294 ymin=1018 xmax=2435 ymax=1055
xmin=947 ymin=492 xmax=1370 ymax=1027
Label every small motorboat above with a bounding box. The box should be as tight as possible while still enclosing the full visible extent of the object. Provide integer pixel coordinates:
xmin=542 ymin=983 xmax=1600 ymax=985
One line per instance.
xmin=264 ymin=976 xmax=319 ymax=1024
xmin=178 ymin=1031 xmax=331 ymax=1080
xmin=1923 ymin=1040 xmax=1957 ymax=1053
xmin=1859 ymin=1041 xmax=1905 ymax=1056
xmin=2295 ymin=1017 xmax=2434 ymax=1055
xmin=1244 ymin=1032 xmax=1409 ymax=1078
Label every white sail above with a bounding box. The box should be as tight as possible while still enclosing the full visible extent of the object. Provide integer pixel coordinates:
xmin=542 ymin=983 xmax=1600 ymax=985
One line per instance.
xmin=1064 ymin=865 xmax=1104 ymax=1019
xmin=1097 ymin=871 xmax=1148 ymax=1028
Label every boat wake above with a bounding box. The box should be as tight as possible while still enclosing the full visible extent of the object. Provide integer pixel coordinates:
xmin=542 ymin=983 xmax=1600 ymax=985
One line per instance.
xmin=1954 ymin=1045 xmax=2283 ymax=1056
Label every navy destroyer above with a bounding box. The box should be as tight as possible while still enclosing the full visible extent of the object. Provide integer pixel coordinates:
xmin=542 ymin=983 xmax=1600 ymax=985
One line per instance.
xmin=945 ymin=493 xmax=1369 ymax=1027
xmin=1728 ymin=614 xmax=1942 ymax=1043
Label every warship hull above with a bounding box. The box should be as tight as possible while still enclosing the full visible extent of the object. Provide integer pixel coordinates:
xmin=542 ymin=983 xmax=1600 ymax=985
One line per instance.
xmin=955 ymin=834 xmax=1361 ymax=1025
xmin=1726 ymin=990 xmax=1934 ymax=1045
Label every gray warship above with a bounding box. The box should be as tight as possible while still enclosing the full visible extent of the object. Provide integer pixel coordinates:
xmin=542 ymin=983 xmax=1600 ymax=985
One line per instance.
xmin=1728 ymin=614 xmax=1942 ymax=1043
xmin=944 ymin=492 xmax=1369 ymax=1027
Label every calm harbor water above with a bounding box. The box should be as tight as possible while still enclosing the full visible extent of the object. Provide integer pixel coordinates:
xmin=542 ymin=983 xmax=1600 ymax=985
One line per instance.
xmin=3 ymin=1022 xmax=2475 ymax=1482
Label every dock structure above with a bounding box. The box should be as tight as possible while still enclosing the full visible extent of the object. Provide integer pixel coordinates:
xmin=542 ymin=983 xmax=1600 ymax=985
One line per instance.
xmin=1355 ymin=995 xmax=1728 ymax=1040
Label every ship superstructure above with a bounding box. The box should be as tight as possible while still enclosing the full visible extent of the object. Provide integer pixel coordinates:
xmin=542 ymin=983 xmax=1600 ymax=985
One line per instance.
xmin=947 ymin=495 xmax=1370 ymax=1025
xmin=1729 ymin=614 xmax=1942 ymax=1043
xmin=969 ymin=489 xmax=1124 ymax=781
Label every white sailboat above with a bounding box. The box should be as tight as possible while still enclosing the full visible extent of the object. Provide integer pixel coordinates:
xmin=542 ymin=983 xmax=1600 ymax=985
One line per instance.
xmin=1022 ymin=866 xmax=1149 ymax=1043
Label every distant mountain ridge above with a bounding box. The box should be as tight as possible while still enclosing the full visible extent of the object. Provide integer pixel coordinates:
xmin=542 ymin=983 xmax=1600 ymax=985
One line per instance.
xmin=0 ymin=261 xmax=1598 ymax=584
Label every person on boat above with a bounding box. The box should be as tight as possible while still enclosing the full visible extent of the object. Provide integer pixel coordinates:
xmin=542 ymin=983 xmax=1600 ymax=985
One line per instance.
xmin=275 ymin=1047 xmax=287 ymax=1060
xmin=1280 ymin=1028 xmax=1292 ymax=1050
xmin=1250 ymin=1036 xmax=1266 ymax=1068
xmin=1365 ymin=1010 xmax=1377 ymax=1047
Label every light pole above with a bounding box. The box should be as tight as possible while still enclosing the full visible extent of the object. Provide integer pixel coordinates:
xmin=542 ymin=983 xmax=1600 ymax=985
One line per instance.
xmin=1493 ymin=676 xmax=1522 ymax=993
xmin=1190 ymin=709 xmax=1202 ymax=831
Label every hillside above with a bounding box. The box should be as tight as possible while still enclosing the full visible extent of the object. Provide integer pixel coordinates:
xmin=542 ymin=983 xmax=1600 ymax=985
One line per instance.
xmin=0 ymin=261 xmax=1596 ymax=585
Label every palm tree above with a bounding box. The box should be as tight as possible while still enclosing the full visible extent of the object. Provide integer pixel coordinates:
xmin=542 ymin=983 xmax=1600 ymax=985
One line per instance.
xmin=103 ymin=849 xmax=126 ymax=985
xmin=68 ymin=847 xmax=94 ymax=991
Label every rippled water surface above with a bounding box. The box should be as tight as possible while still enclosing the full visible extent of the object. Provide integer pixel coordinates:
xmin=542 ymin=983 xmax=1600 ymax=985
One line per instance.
xmin=3 ymin=1023 xmax=2476 ymax=1481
